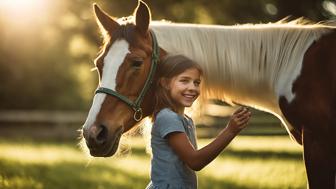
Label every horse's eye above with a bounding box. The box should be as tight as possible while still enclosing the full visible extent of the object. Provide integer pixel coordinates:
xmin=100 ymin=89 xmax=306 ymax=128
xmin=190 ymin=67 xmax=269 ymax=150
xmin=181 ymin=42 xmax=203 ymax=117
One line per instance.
xmin=132 ymin=60 xmax=143 ymax=68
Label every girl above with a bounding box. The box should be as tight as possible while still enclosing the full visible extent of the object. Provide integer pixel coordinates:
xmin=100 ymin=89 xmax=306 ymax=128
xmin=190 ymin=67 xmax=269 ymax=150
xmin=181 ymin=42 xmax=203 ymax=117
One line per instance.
xmin=146 ymin=55 xmax=251 ymax=189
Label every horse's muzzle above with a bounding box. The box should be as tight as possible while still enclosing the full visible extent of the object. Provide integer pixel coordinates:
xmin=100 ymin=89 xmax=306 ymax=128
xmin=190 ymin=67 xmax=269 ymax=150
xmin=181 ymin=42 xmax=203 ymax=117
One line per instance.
xmin=83 ymin=124 xmax=123 ymax=157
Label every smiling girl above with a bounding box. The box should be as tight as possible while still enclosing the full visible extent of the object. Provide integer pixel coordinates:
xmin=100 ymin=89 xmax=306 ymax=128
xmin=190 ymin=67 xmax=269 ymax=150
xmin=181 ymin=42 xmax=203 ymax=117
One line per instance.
xmin=147 ymin=55 xmax=251 ymax=189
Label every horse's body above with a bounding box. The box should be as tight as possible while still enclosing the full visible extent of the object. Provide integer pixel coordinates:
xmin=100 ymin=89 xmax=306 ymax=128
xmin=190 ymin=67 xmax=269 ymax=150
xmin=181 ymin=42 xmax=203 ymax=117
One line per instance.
xmin=151 ymin=22 xmax=336 ymax=188
xmin=82 ymin=1 xmax=336 ymax=188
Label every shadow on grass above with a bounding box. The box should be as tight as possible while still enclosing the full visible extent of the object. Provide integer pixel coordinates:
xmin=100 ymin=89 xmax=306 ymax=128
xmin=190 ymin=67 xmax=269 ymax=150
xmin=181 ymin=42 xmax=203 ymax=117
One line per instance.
xmin=0 ymin=157 xmax=274 ymax=189
xmin=117 ymin=146 xmax=303 ymax=164
xmin=221 ymin=149 xmax=303 ymax=160
xmin=128 ymin=147 xmax=303 ymax=161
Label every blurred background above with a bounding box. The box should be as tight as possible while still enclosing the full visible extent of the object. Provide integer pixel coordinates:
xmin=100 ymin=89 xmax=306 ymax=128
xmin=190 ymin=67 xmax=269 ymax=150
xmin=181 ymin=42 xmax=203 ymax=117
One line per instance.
xmin=0 ymin=0 xmax=335 ymax=189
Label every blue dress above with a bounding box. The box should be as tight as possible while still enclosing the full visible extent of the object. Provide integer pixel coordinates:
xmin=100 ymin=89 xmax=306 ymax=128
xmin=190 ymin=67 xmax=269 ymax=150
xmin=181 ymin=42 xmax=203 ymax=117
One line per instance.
xmin=146 ymin=108 xmax=198 ymax=189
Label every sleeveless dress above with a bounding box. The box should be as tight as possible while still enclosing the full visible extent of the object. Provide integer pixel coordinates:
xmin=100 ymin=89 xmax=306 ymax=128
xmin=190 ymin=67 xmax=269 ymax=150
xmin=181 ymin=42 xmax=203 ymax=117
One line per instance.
xmin=146 ymin=108 xmax=198 ymax=189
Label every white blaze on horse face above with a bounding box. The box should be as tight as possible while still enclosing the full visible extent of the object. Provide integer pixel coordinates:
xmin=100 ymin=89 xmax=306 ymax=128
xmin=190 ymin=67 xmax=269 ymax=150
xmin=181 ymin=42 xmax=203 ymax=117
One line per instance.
xmin=101 ymin=39 xmax=130 ymax=90
xmin=83 ymin=39 xmax=130 ymax=129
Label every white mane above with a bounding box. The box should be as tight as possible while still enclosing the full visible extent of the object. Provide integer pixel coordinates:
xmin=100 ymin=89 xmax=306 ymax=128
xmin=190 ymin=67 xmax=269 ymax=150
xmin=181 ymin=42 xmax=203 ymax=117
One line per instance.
xmin=150 ymin=21 xmax=334 ymax=133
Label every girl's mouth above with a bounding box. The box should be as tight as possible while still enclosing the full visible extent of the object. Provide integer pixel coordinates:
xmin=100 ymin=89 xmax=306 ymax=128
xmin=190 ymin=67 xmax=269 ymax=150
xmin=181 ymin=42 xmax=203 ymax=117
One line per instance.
xmin=182 ymin=93 xmax=197 ymax=100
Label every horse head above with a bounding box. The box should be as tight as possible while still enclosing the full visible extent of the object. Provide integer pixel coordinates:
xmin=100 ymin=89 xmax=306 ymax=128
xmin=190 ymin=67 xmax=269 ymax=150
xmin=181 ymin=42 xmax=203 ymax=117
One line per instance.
xmin=82 ymin=1 xmax=164 ymax=157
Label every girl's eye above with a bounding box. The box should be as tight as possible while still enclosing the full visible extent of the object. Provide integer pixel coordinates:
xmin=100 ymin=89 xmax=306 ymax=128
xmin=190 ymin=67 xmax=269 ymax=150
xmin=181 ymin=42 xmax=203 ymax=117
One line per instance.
xmin=132 ymin=60 xmax=143 ymax=68
xmin=194 ymin=81 xmax=201 ymax=86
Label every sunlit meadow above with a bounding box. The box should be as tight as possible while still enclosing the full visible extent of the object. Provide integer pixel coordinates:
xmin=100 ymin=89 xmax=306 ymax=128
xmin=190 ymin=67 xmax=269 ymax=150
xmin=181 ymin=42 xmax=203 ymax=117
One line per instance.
xmin=0 ymin=136 xmax=306 ymax=189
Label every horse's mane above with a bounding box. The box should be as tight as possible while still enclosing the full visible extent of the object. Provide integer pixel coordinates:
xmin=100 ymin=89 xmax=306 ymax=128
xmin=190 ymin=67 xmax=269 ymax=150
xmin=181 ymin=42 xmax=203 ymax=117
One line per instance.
xmin=150 ymin=19 xmax=334 ymax=115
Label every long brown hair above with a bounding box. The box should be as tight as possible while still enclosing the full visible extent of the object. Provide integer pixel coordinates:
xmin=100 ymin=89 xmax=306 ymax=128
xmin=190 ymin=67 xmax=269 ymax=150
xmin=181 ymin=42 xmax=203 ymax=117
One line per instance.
xmin=152 ymin=55 xmax=203 ymax=120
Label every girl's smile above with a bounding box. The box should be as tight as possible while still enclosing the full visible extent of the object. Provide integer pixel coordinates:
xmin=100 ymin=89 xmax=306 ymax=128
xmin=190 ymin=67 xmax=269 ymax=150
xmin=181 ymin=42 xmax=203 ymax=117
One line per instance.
xmin=168 ymin=68 xmax=201 ymax=112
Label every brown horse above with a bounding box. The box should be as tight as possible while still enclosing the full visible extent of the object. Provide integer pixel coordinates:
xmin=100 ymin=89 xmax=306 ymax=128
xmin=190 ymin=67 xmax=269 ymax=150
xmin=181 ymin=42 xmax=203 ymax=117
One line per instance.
xmin=82 ymin=1 xmax=336 ymax=188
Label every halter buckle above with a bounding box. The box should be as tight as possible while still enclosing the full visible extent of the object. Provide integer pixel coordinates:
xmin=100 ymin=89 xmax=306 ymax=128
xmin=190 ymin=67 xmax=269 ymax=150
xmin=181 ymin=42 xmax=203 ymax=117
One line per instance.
xmin=133 ymin=108 xmax=143 ymax=122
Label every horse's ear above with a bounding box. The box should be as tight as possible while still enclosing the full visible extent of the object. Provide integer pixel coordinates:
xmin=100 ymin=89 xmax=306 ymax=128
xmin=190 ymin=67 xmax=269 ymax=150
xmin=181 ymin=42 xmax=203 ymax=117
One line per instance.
xmin=134 ymin=0 xmax=151 ymax=36
xmin=93 ymin=3 xmax=119 ymax=36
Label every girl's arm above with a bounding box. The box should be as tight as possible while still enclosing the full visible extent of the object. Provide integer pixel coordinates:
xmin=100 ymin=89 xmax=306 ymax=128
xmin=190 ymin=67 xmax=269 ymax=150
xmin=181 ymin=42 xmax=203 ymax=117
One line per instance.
xmin=167 ymin=107 xmax=251 ymax=171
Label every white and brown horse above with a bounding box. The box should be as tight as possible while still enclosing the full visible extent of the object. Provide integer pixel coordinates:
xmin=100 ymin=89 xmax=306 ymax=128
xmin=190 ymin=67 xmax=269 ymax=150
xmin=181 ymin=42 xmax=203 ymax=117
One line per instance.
xmin=82 ymin=1 xmax=336 ymax=188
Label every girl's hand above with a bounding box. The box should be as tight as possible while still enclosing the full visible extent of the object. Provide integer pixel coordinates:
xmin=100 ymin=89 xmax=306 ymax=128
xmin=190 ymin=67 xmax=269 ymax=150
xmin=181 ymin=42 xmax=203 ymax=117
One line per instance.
xmin=226 ymin=107 xmax=251 ymax=134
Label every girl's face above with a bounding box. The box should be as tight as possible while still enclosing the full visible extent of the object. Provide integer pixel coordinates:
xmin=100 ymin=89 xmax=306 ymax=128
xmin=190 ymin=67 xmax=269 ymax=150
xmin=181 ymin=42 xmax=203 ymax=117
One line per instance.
xmin=167 ymin=68 xmax=201 ymax=110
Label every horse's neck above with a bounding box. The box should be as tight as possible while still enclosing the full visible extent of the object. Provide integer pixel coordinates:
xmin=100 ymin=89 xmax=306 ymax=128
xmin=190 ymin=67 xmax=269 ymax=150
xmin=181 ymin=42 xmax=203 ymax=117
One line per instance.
xmin=150 ymin=22 xmax=330 ymax=112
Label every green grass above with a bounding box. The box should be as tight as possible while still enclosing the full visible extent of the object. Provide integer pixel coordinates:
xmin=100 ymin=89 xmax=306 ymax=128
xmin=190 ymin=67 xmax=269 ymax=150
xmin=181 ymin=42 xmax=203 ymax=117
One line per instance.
xmin=0 ymin=136 xmax=306 ymax=189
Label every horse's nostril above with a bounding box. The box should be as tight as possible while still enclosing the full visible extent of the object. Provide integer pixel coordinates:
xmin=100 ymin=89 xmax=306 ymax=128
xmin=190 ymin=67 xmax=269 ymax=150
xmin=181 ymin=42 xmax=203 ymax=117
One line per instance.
xmin=95 ymin=124 xmax=108 ymax=144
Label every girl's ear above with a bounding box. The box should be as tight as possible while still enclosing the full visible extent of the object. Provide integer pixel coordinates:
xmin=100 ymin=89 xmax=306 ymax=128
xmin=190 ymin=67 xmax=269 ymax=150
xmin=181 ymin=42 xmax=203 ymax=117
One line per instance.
xmin=159 ymin=78 xmax=170 ymax=90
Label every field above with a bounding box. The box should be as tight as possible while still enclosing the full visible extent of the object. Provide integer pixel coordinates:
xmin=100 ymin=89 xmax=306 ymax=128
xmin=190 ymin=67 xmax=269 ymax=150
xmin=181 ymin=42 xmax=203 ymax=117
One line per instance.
xmin=0 ymin=136 xmax=307 ymax=189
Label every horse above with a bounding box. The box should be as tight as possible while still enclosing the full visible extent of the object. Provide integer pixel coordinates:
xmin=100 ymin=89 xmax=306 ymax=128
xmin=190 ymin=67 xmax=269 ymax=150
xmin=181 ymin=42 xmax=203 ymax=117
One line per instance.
xmin=81 ymin=1 xmax=336 ymax=188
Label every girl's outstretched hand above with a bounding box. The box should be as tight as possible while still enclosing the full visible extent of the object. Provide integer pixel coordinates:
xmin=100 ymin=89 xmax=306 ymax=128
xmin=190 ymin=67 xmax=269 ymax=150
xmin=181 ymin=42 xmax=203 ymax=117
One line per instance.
xmin=226 ymin=107 xmax=251 ymax=134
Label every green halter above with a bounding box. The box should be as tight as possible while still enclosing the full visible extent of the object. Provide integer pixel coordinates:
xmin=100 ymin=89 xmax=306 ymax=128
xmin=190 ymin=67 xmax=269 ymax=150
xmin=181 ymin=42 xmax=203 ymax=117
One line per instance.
xmin=95 ymin=30 xmax=159 ymax=122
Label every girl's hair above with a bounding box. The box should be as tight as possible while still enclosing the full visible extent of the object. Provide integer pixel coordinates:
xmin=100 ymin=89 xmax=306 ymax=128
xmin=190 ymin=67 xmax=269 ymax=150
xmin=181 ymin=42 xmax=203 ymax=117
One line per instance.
xmin=152 ymin=55 xmax=203 ymax=119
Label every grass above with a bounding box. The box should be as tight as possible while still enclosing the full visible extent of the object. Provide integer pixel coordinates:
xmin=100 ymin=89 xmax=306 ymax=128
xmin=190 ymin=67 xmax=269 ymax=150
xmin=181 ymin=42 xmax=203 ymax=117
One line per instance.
xmin=0 ymin=136 xmax=306 ymax=189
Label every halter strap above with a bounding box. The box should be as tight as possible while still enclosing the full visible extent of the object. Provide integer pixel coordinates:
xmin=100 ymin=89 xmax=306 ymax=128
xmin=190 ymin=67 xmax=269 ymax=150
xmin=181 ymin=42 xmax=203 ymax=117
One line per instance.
xmin=95 ymin=30 xmax=160 ymax=121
